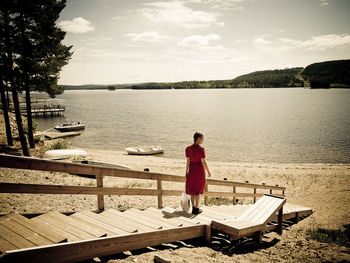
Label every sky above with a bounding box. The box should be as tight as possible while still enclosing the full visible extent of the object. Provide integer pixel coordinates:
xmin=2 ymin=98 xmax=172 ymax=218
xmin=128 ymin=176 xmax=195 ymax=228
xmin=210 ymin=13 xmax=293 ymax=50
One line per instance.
xmin=57 ymin=0 xmax=350 ymax=85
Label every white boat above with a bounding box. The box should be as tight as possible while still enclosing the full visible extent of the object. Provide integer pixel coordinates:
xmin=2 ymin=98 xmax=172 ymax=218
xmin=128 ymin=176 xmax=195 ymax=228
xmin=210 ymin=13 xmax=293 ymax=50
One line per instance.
xmin=42 ymin=149 xmax=87 ymax=160
xmin=125 ymin=146 xmax=164 ymax=155
xmin=54 ymin=122 xmax=85 ymax=132
xmin=73 ymin=160 xmax=131 ymax=170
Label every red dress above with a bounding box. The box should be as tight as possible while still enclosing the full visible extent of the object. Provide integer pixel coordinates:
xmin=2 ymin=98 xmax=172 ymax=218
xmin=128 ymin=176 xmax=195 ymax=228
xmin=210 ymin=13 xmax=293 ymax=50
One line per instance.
xmin=185 ymin=144 xmax=206 ymax=195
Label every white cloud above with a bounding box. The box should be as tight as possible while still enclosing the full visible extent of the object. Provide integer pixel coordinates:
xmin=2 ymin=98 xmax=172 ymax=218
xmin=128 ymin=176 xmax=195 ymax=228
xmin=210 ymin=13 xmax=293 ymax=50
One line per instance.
xmin=178 ymin=34 xmax=221 ymax=48
xmin=190 ymin=0 xmax=245 ymax=10
xmin=318 ymin=0 xmax=329 ymax=7
xmin=58 ymin=17 xmax=95 ymax=34
xmin=253 ymin=37 xmax=271 ymax=45
xmin=112 ymin=16 xmax=125 ymax=21
xmin=125 ymin=31 xmax=164 ymax=42
xmin=139 ymin=1 xmax=222 ymax=29
xmin=280 ymin=34 xmax=350 ymax=50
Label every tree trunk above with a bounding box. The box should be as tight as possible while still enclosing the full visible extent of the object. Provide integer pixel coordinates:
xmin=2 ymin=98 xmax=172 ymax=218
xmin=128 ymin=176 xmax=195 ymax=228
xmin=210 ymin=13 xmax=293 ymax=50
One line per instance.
xmin=0 ymin=81 xmax=14 ymax=146
xmin=25 ymin=79 xmax=34 ymax=148
xmin=19 ymin=12 xmax=35 ymax=148
xmin=3 ymin=7 xmax=29 ymax=156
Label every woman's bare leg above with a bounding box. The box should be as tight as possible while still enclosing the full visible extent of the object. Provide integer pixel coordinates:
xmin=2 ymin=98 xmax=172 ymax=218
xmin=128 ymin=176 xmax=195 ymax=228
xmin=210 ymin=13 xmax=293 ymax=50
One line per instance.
xmin=190 ymin=195 xmax=195 ymax=207
xmin=195 ymin=195 xmax=200 ymax=208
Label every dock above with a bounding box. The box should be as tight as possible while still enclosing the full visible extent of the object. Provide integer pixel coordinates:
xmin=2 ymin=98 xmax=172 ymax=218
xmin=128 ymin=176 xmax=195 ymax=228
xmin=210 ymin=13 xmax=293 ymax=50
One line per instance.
xmin=35 ymin=131 xmax=81 ymax=140
xmin=0 ymin=154 xmax=313 ymax=263
xmin=20 ymin=105 xmax=65 ymax=117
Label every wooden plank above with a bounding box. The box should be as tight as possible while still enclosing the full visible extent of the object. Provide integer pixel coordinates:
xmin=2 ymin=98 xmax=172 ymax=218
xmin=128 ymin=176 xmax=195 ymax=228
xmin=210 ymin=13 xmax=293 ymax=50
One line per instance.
xmin=0 ymin=154 xmax=286 ymax=191
xmin=4 ymin=213 xmax=66 ymax=243
xmin=145 ymin=208 xmax=192 ymax=227
xmin=0 ymin=217 xmax=53 ymax=247
xmin=238 ymin=195 xmax=271 ymax=221
xmin=70 ymin=211 xmax=126 ymax=235
xmin=243 ymin=197 xmax=277 ymax=222
xmin=111 ymin=210 xmax=163 ymax=230
xmin=0 ymin=224 xmax=35 ymax=249
xmin=128 ymin=208 xmax=176 ymax=228
xmin=47 ymin=211 xmax=107 ymax=237
xmin=252 ymin=198 xmax=282 ymax=224
xmin=80 ymin=211 xmax=138 ymax=233
xmin=0 ymin=183 xmax=162 ymax=196
xmin=157 ymin=178 xmax=163 ymax=208
xmin=160 ymin=207 xmax=202 ymax=225
xmin=201 ymin=207 xmax=236 ymax=220
xmin=0 ymin=236 xmax=17 ymax=252
xmin=31 ymin=217 xmax=81 ymax=242
xmin=210 ymin=206 xmax=244 ymax=217
xmin=1 ymin=225 xmax=207 ymax=263
xmin=100 ymin=211 xmax=151 ymax=232
xmin=96 ymin=174 xmax=104 ymax=211
xmin=35 ymin=213 xmax=96 ymax=240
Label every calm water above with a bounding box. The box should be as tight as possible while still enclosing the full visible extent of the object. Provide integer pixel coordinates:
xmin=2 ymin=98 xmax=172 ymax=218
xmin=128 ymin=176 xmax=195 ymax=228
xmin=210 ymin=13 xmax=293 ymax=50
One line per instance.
xmin=34 ymin=88 xmax=350 ymax=163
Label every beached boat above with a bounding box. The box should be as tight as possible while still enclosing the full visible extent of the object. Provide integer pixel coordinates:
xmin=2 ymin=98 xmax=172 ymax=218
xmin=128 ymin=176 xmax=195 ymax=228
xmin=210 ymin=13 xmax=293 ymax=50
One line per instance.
xmin=54 ymin=122 xmax=85 ymax=132
xmin=125 ymin=146 xmax=164 ymax=155
xmin=42 ymin=149 xmax=87 ymax=160
xmin=73 ymin=160 xmax=131 ymax=169
xmin=71 ymin=160 xmax=131 ymax=178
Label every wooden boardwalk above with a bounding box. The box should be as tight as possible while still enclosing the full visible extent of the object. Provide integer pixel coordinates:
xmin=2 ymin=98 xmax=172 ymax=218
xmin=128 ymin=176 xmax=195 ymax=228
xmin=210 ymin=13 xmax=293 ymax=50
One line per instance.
xmin=0 ymin=203 xmax=312 ymax=262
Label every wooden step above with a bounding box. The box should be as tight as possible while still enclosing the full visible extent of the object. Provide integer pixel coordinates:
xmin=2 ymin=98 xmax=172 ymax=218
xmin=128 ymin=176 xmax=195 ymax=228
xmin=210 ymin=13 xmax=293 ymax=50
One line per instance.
xmin=202 ymin=206 xmax=237 ymax=219
xmin=31 ymin=217 xmax=82 ymax=242
xmin=145 ymin=208 xmax=194 ymax=227
xmin=35 ymin=213 xmax=96 ymax=240
xmin=0 ymin=236 xmax=17 ymax=252
xmin=0 ymin=216 xmax=53 ymax=247
xmin=108 ymin=209 xmax=163 ymax=230
xmin=46 ymin=211 xmax=107 ymax=237
xmin=81 ymin=211 xmax=138 ymax=233
xmin=4 ymin=213 xmax=66 ymax=243
xmin=0 ymin=224 xmax=35 ymax=249
xmin=127 ymin=208 xmax=175 ymax=228
xmin=70 ymin=211 xmax=127 ymax=236
xmin=101 ymin=211 xmax=153 ymax=232
xmin=160 ymin=207 xmax=204 ymax=224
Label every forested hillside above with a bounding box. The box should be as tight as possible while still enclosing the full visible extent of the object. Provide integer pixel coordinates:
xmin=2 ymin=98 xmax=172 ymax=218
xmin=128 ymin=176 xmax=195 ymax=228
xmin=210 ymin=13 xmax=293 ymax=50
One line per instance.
xmin=62 ymin=59 xmax=350 ymax=90
xmin=301 ymin=59 xmax=350 ymax=88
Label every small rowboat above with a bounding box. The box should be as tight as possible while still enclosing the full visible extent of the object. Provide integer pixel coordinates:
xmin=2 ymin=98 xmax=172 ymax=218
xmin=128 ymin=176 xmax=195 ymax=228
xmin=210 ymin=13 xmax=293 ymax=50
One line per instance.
xmin=54 ymin=122 xmax=85 ymax=132
xmin=73 ymin=160 xmax=131 ymax=170
xmin=125 ymin=146 xmax=164 ymax=155
xmin=42 ymin=149 xmax=87 ymax=160
xmin=71 ymin=160 xmax=131 ymax=178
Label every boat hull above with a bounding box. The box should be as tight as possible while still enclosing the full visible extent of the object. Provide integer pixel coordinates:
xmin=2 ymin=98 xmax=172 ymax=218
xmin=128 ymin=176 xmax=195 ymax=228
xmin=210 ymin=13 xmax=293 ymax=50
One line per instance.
xmin=42 ymin=149 xmax=87 ymax=160
xmin=125 ymin=146 xmax=164 ymax=155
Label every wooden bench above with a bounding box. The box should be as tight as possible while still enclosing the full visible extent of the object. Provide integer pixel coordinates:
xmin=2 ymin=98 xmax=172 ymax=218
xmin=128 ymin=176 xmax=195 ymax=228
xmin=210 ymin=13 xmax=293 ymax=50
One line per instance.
xmin=211 ymin=194 xmax=286 ymax=242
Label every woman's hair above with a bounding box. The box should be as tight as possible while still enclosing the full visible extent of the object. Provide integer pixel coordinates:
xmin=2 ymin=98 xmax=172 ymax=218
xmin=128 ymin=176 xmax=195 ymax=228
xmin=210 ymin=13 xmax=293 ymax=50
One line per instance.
xmin=193 ymin=132 xmax=203 ymax=145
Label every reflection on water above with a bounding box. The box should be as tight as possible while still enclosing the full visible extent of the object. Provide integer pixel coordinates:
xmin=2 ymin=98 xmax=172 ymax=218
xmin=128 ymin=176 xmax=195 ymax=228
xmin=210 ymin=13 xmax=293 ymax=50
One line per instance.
xmin=34 ymin=88 xmax=350 ymax=163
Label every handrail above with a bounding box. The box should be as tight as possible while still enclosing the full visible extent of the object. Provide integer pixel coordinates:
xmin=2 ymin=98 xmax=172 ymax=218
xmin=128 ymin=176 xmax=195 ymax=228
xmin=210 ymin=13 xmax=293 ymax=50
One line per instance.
xmin=0 ymin=154 xmax=285 ymax=210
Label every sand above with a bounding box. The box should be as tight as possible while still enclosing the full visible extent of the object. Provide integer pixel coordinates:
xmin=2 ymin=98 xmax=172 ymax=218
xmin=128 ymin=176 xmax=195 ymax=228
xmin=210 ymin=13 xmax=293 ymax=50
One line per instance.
xmin=0 ymin=146 xmax=350 ymax=262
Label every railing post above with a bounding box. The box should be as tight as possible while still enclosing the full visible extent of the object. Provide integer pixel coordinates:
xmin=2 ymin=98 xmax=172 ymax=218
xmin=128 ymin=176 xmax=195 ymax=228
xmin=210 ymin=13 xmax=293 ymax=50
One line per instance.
xmin=277 ymin=207 xmax=283 ymax=235
xmin=270 ymin=189 xmax=272 ymax=195
xmin=204 ymin=183 xmax=208 ymax=206
xmin=96 ymin=173 xmax=104 ymax=211
xmin=253 ymin=188 xmax=257 ymax=203
xmin=157 ymin=178 xmax=163 ymax=208
xmin=282 ymin=190 xmax=285 ymax=196
xmin=233 ymin=186 xmax=236 ymax=205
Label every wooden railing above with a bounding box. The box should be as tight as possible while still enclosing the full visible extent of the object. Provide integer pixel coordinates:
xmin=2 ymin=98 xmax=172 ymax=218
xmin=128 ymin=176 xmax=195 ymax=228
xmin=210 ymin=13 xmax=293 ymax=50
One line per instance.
xmin=0 ymin=154 xmax=286 ymax=211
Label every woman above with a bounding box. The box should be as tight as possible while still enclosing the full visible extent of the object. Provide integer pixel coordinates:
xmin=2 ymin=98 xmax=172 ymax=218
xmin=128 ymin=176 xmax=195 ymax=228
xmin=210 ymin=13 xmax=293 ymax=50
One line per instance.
xmin=185 ymin=132 xmax=211 ymax=215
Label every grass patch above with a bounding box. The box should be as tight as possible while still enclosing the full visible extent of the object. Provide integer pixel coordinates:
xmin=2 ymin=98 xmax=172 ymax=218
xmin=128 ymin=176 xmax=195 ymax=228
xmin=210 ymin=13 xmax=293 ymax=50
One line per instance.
xmin=208 ymin=197 xmax=235 ymax=206
xmin=117 ymin=203 xmax=132 ymax=211
xmin=50 ymin=139 xmax=71 ymax=150
xmin=308 ymin=224 xmax=350 ymax=247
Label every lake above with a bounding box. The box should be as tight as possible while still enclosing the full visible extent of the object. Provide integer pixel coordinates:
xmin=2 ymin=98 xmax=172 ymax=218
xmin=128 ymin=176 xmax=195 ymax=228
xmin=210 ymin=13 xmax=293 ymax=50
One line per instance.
xmin=34 ymin=88 xmax=350 ymax=163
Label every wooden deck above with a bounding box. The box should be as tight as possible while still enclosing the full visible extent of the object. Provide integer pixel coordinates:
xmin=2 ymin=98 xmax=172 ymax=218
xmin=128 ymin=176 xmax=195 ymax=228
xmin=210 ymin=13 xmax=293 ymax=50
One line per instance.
xmin=0 ymin=203 xmax=312 ymax=263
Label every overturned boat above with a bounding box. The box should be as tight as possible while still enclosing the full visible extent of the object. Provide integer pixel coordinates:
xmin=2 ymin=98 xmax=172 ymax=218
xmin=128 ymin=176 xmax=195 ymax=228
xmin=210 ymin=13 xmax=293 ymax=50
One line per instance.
xmin=42 ymin=149 xmax=87 ymax=160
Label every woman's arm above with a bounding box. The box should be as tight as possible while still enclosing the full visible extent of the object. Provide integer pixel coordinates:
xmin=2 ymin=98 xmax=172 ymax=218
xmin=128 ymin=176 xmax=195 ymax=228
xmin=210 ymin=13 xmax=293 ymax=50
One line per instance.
xmin=185 ymin=157 xmax=190 ymax=177
xmin=201 ymin=158 xmax=211 ymax=177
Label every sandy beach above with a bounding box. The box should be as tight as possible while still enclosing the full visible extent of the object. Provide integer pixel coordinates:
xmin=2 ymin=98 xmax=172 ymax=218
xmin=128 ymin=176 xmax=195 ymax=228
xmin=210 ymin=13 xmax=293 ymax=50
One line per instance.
xmin=0 ymin=144 xmax=349 ymax=262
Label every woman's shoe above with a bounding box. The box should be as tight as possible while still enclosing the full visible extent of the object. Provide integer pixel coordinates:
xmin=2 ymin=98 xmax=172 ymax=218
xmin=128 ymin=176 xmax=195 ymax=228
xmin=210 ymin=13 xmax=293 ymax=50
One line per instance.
xmin=192 ymin=207 xmax=203 ymax=215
